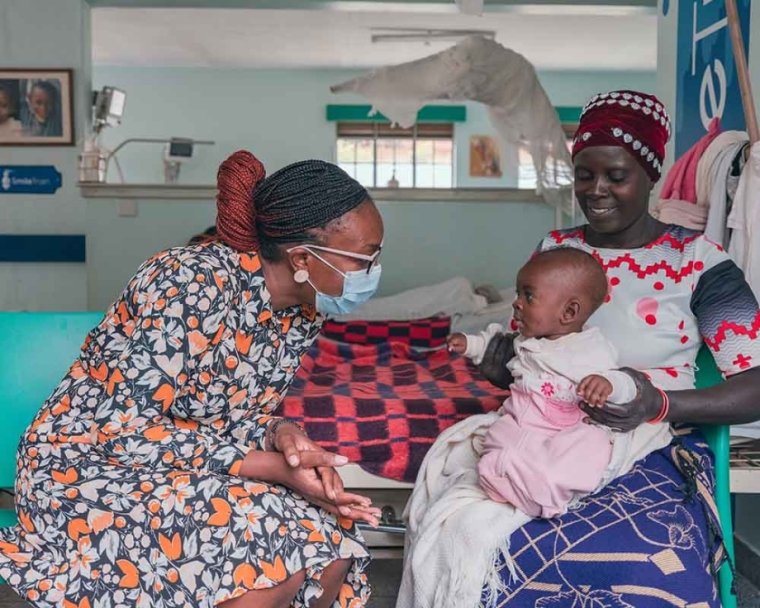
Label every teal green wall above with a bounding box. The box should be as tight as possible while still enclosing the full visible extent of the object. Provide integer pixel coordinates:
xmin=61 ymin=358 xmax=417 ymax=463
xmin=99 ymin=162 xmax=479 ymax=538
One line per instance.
xmin=93 ymin=67 xmax=656 ymax=187
xmin=0 ymin=45 xmax=655 ymax=312
xmin=85 ymin=197 xmax=553 ymax=311
xmin=85 ymin=66 xmax=655 ymax=310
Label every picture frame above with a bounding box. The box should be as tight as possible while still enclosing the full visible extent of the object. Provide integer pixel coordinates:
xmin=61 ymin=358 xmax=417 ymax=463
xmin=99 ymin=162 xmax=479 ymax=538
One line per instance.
xmin=469 ymin=135 xmax=502 ymax=178
xmin=0 ymin=69 xmax=74 ymax=146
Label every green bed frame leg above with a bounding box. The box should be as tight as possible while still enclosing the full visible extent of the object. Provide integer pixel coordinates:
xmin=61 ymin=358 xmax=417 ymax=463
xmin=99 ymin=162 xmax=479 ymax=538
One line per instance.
xmin=711 ymin=424 xmax=736 ymax=608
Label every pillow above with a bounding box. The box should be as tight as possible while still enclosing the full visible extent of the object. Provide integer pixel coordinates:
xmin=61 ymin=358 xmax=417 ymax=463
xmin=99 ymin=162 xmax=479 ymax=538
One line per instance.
xmin=321 ymin=316 xmax=451 ymax=348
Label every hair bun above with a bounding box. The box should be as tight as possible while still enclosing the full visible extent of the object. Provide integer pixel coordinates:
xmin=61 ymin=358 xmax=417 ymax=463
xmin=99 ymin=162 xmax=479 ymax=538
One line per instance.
xmin=216 ymin=150 xmax=266 ymax=252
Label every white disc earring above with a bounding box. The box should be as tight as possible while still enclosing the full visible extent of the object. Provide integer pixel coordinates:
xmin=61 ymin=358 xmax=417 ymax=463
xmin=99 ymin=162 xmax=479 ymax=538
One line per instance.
xmin=294 ymin=269 xmax=310 ymax=284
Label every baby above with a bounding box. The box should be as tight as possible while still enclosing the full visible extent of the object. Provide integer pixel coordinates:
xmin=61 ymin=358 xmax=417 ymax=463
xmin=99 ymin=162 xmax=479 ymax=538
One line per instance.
xmin=448 ymin=247 xmax=637 ymax=518
xmin=0 ymin=85 xmax=23 ymax=140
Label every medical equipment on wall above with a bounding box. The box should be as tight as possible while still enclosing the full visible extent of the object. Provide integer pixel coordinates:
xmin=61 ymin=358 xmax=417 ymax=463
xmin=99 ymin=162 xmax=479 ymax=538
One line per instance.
xmin=78 ymin=85 xmax=215 ymax=185
xmin=79 ymin=86 xmax=128 ymax=183
xmin=162 ymin=138 xmax=212 ymax=183
xmin=93 ymin=86 xmax=127 ymax=133
xmin=99 ymin=138 xmax=215 ymax=184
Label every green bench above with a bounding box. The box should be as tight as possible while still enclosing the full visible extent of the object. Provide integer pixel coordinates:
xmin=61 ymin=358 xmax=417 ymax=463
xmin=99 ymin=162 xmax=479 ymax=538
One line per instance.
xmin=0 ymin=312 xmax=737 ymax=605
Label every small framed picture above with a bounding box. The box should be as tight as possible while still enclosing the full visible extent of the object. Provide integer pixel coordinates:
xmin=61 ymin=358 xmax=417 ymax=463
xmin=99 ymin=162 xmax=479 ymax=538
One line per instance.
xmin=469 ymin=135 xmax=503 ymax=178
xmin=0 ymin=69 xmax=74 ymax=146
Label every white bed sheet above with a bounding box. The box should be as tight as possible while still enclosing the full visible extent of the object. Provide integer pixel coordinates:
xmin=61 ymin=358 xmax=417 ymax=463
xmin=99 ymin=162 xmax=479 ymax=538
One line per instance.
xmin=451 ymin=288 xmax=515 ymax=334
xmin=336 ymin=277 xmax=489 ymax=323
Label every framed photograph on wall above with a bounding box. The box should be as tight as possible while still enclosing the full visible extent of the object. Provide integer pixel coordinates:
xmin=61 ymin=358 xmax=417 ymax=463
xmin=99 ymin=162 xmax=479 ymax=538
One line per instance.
xmin=0 ymin=69 xmax=74 ymax=146
xmin=469 ymin=135 xmax=502 ymax=178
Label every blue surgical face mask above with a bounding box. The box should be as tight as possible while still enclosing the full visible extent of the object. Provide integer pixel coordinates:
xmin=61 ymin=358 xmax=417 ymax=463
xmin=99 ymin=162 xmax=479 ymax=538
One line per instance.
xmin=289 ymin=245 xmax=383 ymax=316
xmin=314 ymin=264 xmax=382 ymax=316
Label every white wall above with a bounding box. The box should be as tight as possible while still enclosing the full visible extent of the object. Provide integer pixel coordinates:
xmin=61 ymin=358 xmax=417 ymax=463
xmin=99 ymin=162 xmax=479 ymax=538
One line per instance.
xmin=0 ymin=0 xmax=91 ymax=311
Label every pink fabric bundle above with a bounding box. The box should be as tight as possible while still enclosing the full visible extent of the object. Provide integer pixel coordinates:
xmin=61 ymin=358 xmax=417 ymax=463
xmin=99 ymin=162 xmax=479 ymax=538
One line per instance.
xmin=652 ymin=198 xmax=709 ymax=230
xmin=660 ymin=118 xmax=721 ymax=203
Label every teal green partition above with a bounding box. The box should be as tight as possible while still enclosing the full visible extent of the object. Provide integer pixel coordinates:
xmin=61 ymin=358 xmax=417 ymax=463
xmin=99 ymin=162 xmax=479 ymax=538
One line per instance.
xmin=0 ymin=312 xmax=103 ymax=528
xmin=695 ymin=346 xmax=736 ymax=608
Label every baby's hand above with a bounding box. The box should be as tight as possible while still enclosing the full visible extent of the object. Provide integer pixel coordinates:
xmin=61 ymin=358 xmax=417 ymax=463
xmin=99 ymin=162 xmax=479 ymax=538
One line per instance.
xmin=447 ymin=333 xmax=468 ymax=355
xmin=578 ymin=374 xmax=614 ymax=408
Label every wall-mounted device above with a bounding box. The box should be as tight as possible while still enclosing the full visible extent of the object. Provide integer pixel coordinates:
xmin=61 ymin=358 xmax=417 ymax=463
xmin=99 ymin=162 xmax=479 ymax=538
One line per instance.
xmin=92 ymin=86 xmax=127 ymax=134
xmin=85 ymin=137 xmax=215 ymax=185
xmin=80 ymin=86 xmax=128 ymax=183
xmin=163 ymin=138 xmax=202 ymax=183
xmin=165 ymin=138 xmax=195 ymax=162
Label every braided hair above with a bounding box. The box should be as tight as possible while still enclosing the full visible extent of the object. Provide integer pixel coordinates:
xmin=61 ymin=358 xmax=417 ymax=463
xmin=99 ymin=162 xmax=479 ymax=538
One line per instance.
xmin=216 ymin=150 xmax=370 ymax=260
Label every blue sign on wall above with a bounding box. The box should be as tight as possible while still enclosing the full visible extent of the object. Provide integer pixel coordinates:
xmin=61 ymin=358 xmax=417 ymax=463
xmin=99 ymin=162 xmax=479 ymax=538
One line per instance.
xmin=676 ymin=0 xmax=751 ymax=157
xmin=0 ymin=166 xmax=62 ymax=195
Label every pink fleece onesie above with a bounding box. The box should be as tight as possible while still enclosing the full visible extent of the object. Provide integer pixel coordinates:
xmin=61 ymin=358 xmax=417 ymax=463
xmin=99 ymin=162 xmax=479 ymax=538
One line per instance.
xmin=464 ymin=326 xmax=637 ymax=518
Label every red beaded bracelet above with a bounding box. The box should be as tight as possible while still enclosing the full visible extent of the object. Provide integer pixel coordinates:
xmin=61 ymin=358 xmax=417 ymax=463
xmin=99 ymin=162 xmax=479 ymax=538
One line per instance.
xmin=648 ymin=388 xmax=670 ymax=424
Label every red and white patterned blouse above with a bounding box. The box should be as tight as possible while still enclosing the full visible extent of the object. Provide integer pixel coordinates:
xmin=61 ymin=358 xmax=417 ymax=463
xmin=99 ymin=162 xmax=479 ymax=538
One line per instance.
xmin=538 ymin=225 xmax=760 ymax=385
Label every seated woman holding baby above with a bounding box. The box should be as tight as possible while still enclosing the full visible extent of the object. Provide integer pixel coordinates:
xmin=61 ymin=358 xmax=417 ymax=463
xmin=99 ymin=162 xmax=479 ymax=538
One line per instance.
xmin=399 ymin=91 xmax=760 ymax=608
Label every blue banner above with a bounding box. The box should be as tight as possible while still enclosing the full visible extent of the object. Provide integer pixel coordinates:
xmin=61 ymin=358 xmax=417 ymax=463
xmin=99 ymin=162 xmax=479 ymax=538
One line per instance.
xmin=676 ymin=0 xmax=751 ymax=157
xmin=0 ymin=235 xmax=85 ymax=263
xmin=0 ymin=166 xmax=62 ymax=195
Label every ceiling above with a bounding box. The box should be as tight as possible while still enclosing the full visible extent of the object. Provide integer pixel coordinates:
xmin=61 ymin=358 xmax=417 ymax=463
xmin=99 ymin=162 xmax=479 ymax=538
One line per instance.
xmin=91 ymin=4 xmax=658 ymax=71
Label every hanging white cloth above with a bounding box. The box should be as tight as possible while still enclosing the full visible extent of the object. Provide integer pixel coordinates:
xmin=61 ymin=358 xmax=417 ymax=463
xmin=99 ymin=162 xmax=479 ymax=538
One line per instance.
xmin=330 ymin=36 xmax=574 ymax=214
xmin=696 ymin=131 xmax=748 ymax=209
xmin=727 ymin=141 xmax=760 ymax=302
xmin=703 ymin=137 xmax=748 ymax=247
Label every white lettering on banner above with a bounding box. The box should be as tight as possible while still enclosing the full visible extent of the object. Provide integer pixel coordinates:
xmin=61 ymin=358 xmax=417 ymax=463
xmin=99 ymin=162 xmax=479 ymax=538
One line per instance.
xmin=691 ymin=3 xmax=728 ymax=76
xmin=676 ymin=0 xmax=750 ymax=156
xmin=700 ymin=59 xmax=727 ymax=128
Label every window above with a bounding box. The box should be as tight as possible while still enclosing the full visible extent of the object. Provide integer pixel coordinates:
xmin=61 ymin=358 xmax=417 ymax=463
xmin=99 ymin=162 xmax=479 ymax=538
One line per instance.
xmin=517 ymin=124 xmax=576 ymax=190
xmin=337 ymin=122 xmax=454 ymax=189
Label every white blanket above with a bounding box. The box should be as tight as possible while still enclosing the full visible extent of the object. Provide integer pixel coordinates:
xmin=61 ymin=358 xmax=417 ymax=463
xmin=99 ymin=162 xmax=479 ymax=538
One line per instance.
xmin=397 ymin=412 xmax=673 ymax=608
xmin=336 ymin=277 xmax=488 ymax=322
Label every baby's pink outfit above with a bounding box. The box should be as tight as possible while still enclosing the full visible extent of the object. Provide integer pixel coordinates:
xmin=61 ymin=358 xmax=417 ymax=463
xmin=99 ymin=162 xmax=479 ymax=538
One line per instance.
xmin=464 ymin=326 xmax=637 ymax=518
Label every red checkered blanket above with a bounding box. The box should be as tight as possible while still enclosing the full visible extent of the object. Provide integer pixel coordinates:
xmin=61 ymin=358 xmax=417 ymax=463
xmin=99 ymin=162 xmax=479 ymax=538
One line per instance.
xmin=278 ymin=338 xmax=508 ymax=482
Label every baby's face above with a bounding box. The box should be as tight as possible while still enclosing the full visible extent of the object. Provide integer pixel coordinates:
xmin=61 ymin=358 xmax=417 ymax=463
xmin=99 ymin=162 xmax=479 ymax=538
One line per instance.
xmin=0 ymin=90 xmax=13 ymax=124
xmin=512 ymin=263 xmax=575 ymax=339
xmin=29 ymin=87 xmax=52 ymax=122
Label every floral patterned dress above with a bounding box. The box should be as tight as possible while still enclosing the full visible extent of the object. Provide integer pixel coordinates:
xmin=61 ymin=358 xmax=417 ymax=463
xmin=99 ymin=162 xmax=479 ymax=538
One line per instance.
xmin=0 ymin=241 xmax=371 ymax=608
